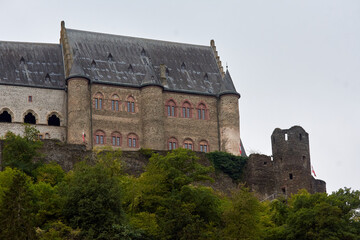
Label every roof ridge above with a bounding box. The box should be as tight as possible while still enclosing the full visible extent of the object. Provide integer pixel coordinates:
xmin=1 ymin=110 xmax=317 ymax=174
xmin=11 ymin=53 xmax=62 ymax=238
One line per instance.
xmin=66 ymin=28 xmax=211 ymax=49
xmin=0 ymin=40 xmax=60 ymax=46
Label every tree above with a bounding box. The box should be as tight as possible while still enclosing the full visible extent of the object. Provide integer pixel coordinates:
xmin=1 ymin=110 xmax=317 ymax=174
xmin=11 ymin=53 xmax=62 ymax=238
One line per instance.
xmin=61 ymin=162 xmax=126 ymax=239
xmin=0 ymin=168 xmax=36 ymax=239
xmin=2 ymin=125 xmax=43 ymax=175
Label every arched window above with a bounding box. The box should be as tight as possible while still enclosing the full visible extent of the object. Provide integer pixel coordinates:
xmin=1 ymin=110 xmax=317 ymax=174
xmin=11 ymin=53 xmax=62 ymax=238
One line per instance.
xmin=48 ymin=114 xmax=60 ymax=126
xmin=94 ymin=92 xmax=104 ymax=110
xmin=199 ymin=140 xmax=209 ymax=153
xmin=126 ymin=96 xmax=136 ymax=113
xmin=183 ymin=138 xmax=194 ymax=150
xmin=111 ymin=94 xmax=120 ymax=111
xmin=94 ymin=130 xmax=106 ymax=145
xmin=0 ymin=109 xmax=12 ymax=123
xmin=111 ymin=132 xmax=121 ymax=146
xmin=181 ymin=101 xmax=192 ymax=118
xmin=127 ymin=133 xmax=139 ymax=148
xmin=168 ymin=137 xmax=178 ymax=150
xmin=197 ymin=103 xmax=208 ymax=120
xmin=45 ymin=133 xmax=50 ymax=139
xmin=166 ymin=99 xmax=177 ymax=117
xmin=24 ymin=111 xmax=36 ymax=124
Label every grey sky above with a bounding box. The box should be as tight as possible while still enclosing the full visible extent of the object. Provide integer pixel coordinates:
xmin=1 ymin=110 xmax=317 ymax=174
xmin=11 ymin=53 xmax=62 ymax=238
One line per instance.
xmin=1 ymin=0 xmax=359 ymax=193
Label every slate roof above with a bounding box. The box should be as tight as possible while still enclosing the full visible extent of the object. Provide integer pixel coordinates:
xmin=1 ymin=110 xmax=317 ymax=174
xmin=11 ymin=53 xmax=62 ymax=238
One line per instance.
xmin=66 ymin=29 xmax=239 ymax=96
xmin=0 ymin=41 xmax=65 ymax=89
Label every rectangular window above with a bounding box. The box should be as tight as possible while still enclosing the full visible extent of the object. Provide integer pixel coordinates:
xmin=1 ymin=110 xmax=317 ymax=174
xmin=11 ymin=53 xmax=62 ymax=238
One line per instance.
xmin=169 ymin=142 xmax=172 ymax=150
xmin=127 ymin=102 xmax=130 ymax=112
xmin=131 ymin=102 xmax=135 ymax=112
xmin=128 ymin=138 xmax=131 ymax=147
xmin=96 ymin=135 xmax=99 ymax=144
xmin=185 ymin=143 xmax=188 ymax=149
xmin=133 ymin=138 xmax=136 ymax=147
xmin=116 ymin=101 xmax=119 ymax=111
xmin=117 ymin=137 xmax=120 ymax=146
xmin=112 ymin=136 xmax=116 ymax=145
xmin=200 ymin=145 xmax=203 ymax=152
xmin=171 ymin=106 xmax=175 ymax=116
xmin=95 ymin=99 xmax=98 ymax=109
xmin=183 ymin=108 xmax=186 ymax=118
xmin=189 ymin=143 xmax=192 ymax=150
xmin=28 ymin=96 xmax=32 ymax=102
xmin=99 ymin=99 xmax=102 ymax=109
xmin=202 ymin=109 xmax=205 ymax=119
xmin=112 ymin=100 xmax=115 ymax=111
xmin=100 ymin=135 xmax=104 ymax=144
xmin=204 ymin=145 xmax=207 ymax=152
xmin=198 ymin=109 xmax=201 ymax=119
xmin=173 ymin=142 xmax=176 ymax=150
xmin=186 ymin=108 xmax=190 ymax=118
xmin=167 ymin=106 xmax=171 ymax=116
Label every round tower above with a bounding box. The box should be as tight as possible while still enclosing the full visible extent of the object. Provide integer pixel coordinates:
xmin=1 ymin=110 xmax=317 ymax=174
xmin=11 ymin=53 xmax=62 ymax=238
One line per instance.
xmin=271 ymin=126 xmax=312 ymax=195
xmin=66 ymin=77 xmax=92 ymax=148
xmin=140 ymin=85 xmax=165 ymax=150
xmin=218 ymin=93 xmax=241 ymax=155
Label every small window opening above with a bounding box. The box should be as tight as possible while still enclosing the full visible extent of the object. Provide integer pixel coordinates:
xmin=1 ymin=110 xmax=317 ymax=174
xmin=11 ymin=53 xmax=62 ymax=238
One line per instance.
xmin=128 ymin=64 xmax=133 ymax=73
xmin=263 ymin=162 xmax=267 ymax=165
xmin=45 ymin=73 xmax=51 ymax=82
xmin=107 ymin=53 xmax=113 ymax=61
xmin=48 ymin=114 xmax=60 ymax=126
xmin=181 ymin=62 xmax=186 ymax=70
xmin=282 ymin=187 xmax=286 ymax=194
xmin=28 ymin=96 xmax=32 ymax=102
xmin=45 ymin=133 xmax=50 ymax=139
xmin=299 ymin=133 xmax=302 ymax=141
xmin=285 ymin=133 xmax=288 ymax=141
xmin=289 ymin=173 xmax=293 ymax=180
xmin=91 ymin=60 xmax=96 ymax=68
xmin=302 ymin=156 xmax=306 ymax=161
xmin=24 ymin=112 xmax=36 ymax=124
xmin=0 ymin=111 xmax=12 ymax=123
xmin=204 ymin=73 xmax=208 ymax=81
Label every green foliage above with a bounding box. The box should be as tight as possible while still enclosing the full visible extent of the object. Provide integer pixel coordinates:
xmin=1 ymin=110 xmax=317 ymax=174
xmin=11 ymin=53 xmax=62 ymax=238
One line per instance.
xmin=60 ymin=161 xmax=126 ymax=239
xmin=222 ymin=186 xmax=263 ymax=240
xmin=0 ymin=168 xmax=36 ymax=239
xmin=207 ymin=151 xmax=247 ymax=181
xmin=2 ymin=125 xmax=43 ymax=175
xmin=36 ymin=221 xmax=80 ymax=240
xmin=139 ymin=148 xmax=155 ymax=158
xmin=94 ymin=146 xmax=123 ymax=176
xmin=34 ymin=162 xmax=65 ymax=186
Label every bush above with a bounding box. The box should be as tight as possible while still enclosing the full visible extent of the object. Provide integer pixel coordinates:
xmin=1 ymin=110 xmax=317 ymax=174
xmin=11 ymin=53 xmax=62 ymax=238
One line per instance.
xmin=206 ymin=151 xmax=247 ymax=181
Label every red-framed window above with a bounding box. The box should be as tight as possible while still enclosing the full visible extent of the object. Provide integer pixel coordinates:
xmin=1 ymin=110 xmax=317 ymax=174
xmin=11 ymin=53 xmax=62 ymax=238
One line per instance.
xmin=111 ymin=131 xmax=121 ymax=146
xmin=95 ymin=130 xmax=106 ymax=145
xmin=199 ymin=140 xmax=209 ymax=153
xmin=126 ymin=96 xmax=136 ymax=113
xmin=168 ymin=137 xmax=178 ymax=150
xmin=111 ymin=94 xmax=120 ymax=111
xmin=183 ymin=138 xmax=194 ymax=150
xmin=94 ymin=92 xmax=104 ymax=110
xmin=197 ymin=102 xmax=208 ymax=120
xmin=127 ymin=133 xmax=139 ymax=148
xmin=181 ymin=101 xmax=192 ymax=118
xmin=166 ymin=99 xmax=177 ymax=117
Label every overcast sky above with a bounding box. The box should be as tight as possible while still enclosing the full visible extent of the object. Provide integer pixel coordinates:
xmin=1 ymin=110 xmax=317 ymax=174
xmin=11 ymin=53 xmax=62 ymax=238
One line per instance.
xmin=1 ymin=0 xmax=359 ymax=193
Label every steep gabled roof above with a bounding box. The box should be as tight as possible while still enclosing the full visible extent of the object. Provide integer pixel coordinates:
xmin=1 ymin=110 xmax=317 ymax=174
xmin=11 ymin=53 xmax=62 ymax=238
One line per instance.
xmin=64 ymin=28 xmax=239 ymax=96
xmin=0 ymin=41 xmax=65 ymax=89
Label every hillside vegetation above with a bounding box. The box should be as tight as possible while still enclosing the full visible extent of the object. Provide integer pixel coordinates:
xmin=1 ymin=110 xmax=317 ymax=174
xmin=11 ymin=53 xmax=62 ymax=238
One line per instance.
xmin=0 ymin=127 xmax=359 ymax=240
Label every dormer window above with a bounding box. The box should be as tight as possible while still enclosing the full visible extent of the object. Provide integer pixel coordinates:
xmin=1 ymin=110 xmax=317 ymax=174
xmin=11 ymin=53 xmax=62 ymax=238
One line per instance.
xmin=141 ymin=48 xmax=146 ymax=56
xmin=91 ymin=60 xmax=96 ymax=68
xmin=45 ymin=73 xmax=50 ymax=81
xmin=181 ymin=62 xmax=186 ymax=70
xmin=128 ymin=64 xmax=133 ymax=73
xmin=204 ymin=73 xmax=208 ymax=81
xmin=107 ymin=53 xmax=113 ymax=61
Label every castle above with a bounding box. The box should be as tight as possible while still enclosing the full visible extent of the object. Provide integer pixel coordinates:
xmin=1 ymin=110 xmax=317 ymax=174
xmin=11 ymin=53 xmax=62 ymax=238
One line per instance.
xmin=0 ymin=21 xmax=243 ymax=155
xmin=0 ymin=22 xmax=325 ymax=197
